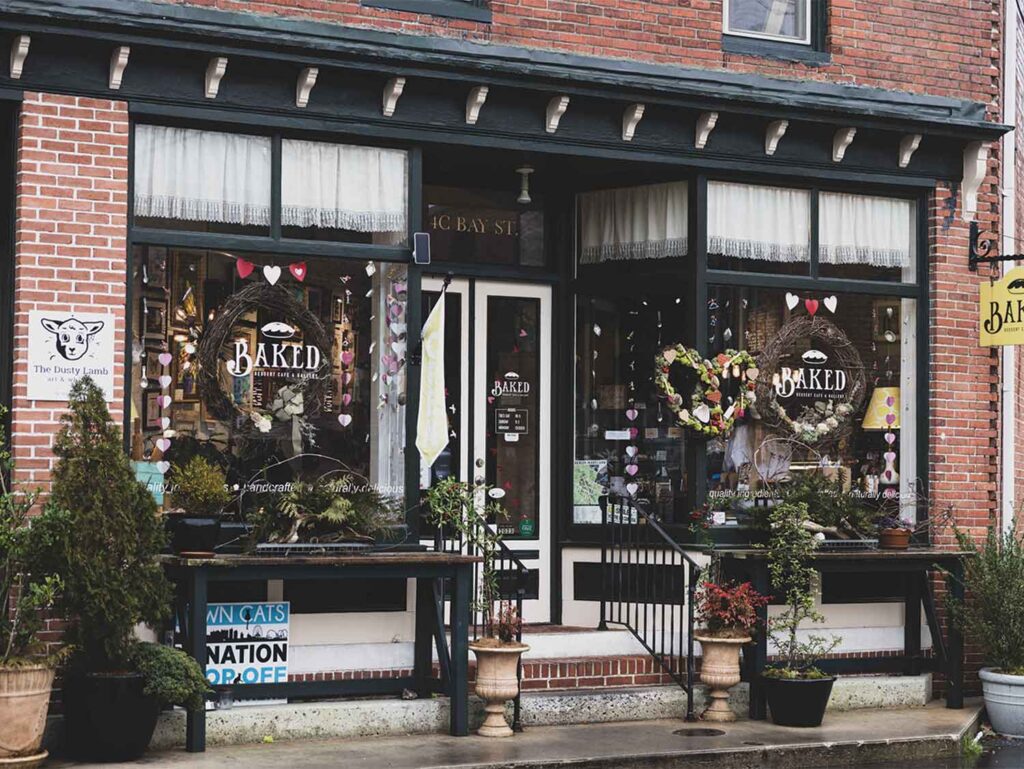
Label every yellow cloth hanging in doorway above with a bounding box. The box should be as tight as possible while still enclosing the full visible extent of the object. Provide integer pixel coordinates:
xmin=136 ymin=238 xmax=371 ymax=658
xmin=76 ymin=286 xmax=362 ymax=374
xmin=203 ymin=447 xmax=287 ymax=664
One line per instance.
xmin=416 ymin=292 xmax=449 ymax=468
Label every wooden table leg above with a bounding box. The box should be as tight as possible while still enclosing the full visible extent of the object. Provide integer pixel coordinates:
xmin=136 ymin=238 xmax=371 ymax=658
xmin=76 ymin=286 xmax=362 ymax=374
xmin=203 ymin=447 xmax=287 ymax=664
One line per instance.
xmin=186 ymin=569 xmax=208 ymax=753
xmin=413 ymin=576 xmax=435 ymax=698
xmin=946 ymin=559 xmax=965 ymax=709
xmin=449 ymin=564 xmax=471 ymax=736
xmin=904 ymin=572 xmax=923 ymax=676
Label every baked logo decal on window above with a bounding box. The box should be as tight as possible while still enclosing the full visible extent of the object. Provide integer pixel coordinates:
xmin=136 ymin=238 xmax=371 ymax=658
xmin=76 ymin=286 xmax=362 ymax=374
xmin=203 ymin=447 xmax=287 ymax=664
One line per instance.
xmin=227 ymin=320 xmax=323 ymax=379
xmin=491 ymin=371 xmax=531 ymax=398
xmin=772 ymin=348 xmax=848 ymax=401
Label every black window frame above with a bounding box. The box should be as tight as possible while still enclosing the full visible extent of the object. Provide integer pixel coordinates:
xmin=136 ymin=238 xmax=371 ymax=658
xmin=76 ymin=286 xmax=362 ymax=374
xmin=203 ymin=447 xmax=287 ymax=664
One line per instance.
xmin=360 ymin=0 xmax=491 ymax=23
xmin=564 ymin=172 xmax=929 ymax=547
xmin=722 ymin=0 xmax=830 ymax=65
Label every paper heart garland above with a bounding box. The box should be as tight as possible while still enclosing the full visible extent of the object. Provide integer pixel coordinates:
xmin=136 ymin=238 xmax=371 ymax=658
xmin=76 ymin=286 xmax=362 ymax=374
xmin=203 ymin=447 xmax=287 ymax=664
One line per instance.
xmin=289 ymin=262 xmax=307 ymax=282
xmin=156 ymin=461 xmax=171 ymax=475
xmin=625 ymin=464 xmax=639 ymax=477
xmin=823 ymin=295 xmax=838 ymax=314
xmin=625 ymin=408 xmax=638 ymax=421
xmin=625 ymin=446 xmax=638 ymax=458
xmin=341 ymin=393 xmax=352 ymax=406
xmin=158 ymin=395 xmax=172 ymax=409
xmin=158 ymin=375 xmax=172 ymax=389
xmin=158 ymin=352 xmax=173 ymax=367
xmin=338 ymin=414 xmax=353 ymax=427
xmin=155 ymin=438 xmax=171 ymax=453
xmin=804 ymin=298 xmax=819 ymax=317
xmin=884 ymin=431 xmax=897 ymax=445
xmin=885 ymin=412 xmax=897 ymax=425
xmin=236 ymin=258 xmax=255 ymax=279
xmin=885 ymin=395 xmax=896 ymax=408
xmin=160 ymin=417 xmax=171 ymax=430
xmin=263 ymin=265 xmax=282 ymax=286
xmin=785 ymin=292 xmax=800 ymax=311
xmin=341 ymin=351 xmax=355 ymax=366
xmin=628 ymin=427 xmax=639 ymax=440
xmin=626 ymin=482 xmax=639 ymax=496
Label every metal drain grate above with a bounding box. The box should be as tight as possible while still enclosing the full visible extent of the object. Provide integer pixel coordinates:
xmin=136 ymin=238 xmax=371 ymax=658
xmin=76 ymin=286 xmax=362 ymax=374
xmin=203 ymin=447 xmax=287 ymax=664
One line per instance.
xmin=672 ymin=728 xmax=726 ymax=737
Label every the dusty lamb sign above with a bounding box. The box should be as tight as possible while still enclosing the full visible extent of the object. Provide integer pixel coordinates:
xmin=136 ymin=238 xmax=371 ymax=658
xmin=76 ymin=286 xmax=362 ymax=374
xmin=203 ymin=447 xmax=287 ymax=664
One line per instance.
xmin=27 ymin=310 xmax=115 ymax=401
xmin=205 ymin=602 xmax=290 ymax=686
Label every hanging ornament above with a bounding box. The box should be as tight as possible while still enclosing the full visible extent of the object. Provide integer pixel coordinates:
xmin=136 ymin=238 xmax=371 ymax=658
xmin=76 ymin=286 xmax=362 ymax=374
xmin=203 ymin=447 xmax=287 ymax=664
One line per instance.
xmin=365 ymin=262 xmax=376 ymax=277
xmin=289 ymin=262 xmax=308 ymax=282
xmin=823 ymin=295 xmax=838 ymax=314
xmin=262 ymin=265 xmax=282 ymax=285
xmin=237 ymin=258 xmax=255 ymax=279
xmin=804 ymin=298 xmax=819 ymax=317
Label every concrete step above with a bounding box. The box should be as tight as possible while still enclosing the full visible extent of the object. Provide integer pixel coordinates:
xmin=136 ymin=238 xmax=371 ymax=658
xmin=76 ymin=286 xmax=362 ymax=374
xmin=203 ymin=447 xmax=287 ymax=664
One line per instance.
xmin=146 ymin=673 xmax=932 ymax=750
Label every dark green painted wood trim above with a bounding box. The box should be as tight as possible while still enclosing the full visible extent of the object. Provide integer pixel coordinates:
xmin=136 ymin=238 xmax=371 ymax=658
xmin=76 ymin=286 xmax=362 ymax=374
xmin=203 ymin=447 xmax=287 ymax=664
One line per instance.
xmin=0 ymin=0 xmax=1007 ymax=141
xmin=361 ymin=0 xmax=491 ymax=23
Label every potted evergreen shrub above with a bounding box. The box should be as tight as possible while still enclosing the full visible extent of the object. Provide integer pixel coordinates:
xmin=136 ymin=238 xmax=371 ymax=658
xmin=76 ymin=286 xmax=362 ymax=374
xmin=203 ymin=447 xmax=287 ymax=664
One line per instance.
xmin=762 ymin=501 xmax=841 ymax=727
xmin=426 ymin=478 xmax=528 ymax=738
xmin=166 ymin=456 xmax=231 ymax=556
xmin=948 ymin=528 xmax=1024 ymax=737
xmin=0 ymin=407 xmax=63 ymax=768
xmin=31 ymin=377 xmax=210 ymax=761
xmin=694 ymin=578 xmax=768 ymax=722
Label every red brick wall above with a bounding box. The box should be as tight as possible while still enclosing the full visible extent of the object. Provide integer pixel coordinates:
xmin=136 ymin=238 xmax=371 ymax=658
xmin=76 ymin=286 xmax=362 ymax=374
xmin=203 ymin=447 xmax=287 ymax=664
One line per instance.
xmin=11 ymin=92 xmax=130 ymax=490
xmin=160 ymin=0 xmax=999 ymax=101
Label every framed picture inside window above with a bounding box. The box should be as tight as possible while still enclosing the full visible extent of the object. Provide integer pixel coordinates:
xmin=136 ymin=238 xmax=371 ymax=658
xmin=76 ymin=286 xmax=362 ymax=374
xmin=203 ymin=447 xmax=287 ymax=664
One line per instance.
xmin=142 ymin=298 xmax=168 ymax=340
xmin=143 ymin=390 xmax=163 ymax=430
xmin=145 ymin=246 xmax=168 ymax=290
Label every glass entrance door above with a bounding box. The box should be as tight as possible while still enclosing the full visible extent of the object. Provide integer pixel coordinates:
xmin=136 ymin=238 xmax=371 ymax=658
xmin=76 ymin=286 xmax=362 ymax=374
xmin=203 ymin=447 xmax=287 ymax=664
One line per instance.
xmin=422 ymin=278 xmax=552 ymax=623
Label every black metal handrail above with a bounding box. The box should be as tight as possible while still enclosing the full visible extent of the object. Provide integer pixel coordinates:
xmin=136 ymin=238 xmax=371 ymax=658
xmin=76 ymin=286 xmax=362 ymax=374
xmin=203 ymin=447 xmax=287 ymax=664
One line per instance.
xmin=599 ymin=494 xmax=701 ymax=722
xmin=434 ymin=521 xmax=529 ymax=732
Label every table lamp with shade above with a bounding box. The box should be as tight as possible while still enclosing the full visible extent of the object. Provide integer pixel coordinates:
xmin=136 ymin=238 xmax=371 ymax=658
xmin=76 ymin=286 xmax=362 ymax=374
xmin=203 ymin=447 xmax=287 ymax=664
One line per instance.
xmin=862 ymin=386 xmax=900 ymax=486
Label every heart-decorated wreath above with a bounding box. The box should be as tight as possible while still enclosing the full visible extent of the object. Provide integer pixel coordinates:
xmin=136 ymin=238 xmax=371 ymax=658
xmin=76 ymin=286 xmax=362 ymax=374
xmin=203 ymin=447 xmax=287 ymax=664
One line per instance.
xmin=654 ymin=345 xmax=759 ymax=437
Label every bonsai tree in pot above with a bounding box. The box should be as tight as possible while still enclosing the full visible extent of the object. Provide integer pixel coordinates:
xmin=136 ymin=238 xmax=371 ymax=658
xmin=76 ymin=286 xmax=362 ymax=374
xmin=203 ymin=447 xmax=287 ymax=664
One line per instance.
xmin=0 ymin=407 xmax=64 ymax=768
xmin=166 ymin=456 xmax=231 ymax=556
xmin=32 ymin=377 xmax=210 ymax=761
xmin=762 ymin=501 xmax=841 ymax=727
xmin=948 ymin=527 xmax=1024 ymax=737
xmin=694 ymin=576 xmax=768 ymax=722
xmin=425 ymin=477 xmax=528 ymax=738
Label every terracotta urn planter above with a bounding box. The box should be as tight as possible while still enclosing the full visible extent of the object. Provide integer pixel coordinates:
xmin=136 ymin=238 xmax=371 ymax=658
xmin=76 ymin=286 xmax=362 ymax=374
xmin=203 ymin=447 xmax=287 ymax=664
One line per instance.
xmin=695 ymin=635 xmax=750 ymax=722
xmin=878 ymin=528 xmax=911 ymax=550
xmin=0 ymin=665 xmax=54 ymax=768
xmin=469 ymin=642 xmax=529 ymax=737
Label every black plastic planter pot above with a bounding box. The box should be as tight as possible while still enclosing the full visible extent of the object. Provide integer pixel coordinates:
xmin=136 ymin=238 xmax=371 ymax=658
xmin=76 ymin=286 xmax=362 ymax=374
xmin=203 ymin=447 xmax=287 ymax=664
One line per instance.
xmin=167 ymin=514 xmax=222 ymax=556
xmin=63 ymin=672 xmax=161 ymax=762
xmin=763 ymin=675 xmax=836 ymax=727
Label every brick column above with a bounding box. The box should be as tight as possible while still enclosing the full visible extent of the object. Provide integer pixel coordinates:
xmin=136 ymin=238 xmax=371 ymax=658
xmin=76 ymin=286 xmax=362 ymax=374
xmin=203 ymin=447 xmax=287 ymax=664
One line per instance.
xmin=11 ymin=92 xmax=129 ymax=491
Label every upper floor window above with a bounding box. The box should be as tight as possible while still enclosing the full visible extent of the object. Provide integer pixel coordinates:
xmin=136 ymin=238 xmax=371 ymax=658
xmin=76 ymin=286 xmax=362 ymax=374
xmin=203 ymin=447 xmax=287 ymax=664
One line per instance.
xmin=724 ymin=0 xmax=812 ymax=45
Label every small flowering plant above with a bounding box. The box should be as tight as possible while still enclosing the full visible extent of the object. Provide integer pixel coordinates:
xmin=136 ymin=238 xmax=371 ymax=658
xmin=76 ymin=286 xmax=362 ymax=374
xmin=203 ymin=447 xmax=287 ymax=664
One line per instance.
xmin=695 ymin=580 xmax=770 ymax=640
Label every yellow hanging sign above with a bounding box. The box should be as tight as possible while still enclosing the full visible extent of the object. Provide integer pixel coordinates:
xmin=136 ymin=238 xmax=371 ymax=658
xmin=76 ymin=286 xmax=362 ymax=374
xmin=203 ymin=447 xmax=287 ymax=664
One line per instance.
xmin=980 ymin=266 xmax=1024 ymax=346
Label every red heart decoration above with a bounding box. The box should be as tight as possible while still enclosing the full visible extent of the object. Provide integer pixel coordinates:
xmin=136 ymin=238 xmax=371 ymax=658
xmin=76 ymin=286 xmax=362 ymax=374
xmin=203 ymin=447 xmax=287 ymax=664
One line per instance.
xmin=804 ymin=299 xmax=819 ymax=317
xmin=289 ymin=262 xmax=307 ymax=282
xmin=236 ymin=258 xmax=255 ymax=279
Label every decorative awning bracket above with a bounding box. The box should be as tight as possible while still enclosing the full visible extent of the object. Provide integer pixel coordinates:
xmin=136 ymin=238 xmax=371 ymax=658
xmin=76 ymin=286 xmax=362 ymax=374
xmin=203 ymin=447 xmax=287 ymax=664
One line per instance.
xmin=969 ymin=220 xmax=1020 ymax=271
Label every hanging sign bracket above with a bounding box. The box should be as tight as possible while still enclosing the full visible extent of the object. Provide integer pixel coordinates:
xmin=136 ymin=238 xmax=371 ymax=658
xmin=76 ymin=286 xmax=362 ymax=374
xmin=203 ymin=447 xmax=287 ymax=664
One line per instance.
xmin=970 ymin=221 xmax=1021 ymax=271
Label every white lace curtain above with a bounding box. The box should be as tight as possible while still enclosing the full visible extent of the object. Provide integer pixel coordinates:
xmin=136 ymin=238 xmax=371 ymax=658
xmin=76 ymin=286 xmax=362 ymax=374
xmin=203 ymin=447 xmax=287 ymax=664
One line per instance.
xmin=282 ymin=139 xmax=407 ymax=233
xmin=819 ymin=192 xmax=914 ymax=268
xmin=708 ymin=181 xmax=810 ymax=262
xmin=134 ymin=124 xmax=272 ymax=225
xmin=578 ymin=181 xmax=688 ymax=264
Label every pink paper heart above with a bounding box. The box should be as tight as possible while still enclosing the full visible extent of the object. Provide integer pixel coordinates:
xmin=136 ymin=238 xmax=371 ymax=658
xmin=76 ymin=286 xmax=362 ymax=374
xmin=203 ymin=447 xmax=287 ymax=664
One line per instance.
xmin=519 ymin=329 xmax=527 ymax=337
xmin=625 ymin=464 xmax=639 ymax=477
xmin=884 ymin=451 xmax=897 ymax=462
xmin=885 ymin=413 xmax=896 ymax=425
xmin=625 ymin=409 xmax=638 ymax=421
xmin=289 ymin=261 xmax=307 ymax=282
xmin=885 ymin=432 xmax=896 ymax=445
xmin=337 ymin=413 xmax=352 ymax=427
xmin=885 ymin=396 xmax=895 ymax=408
xmin=236 ymin=258 xmax=255 ymax=279
xmin=158 ymin=395 xmax=171 ymax=409
xmin=341 ymin=351 xmax=355 ymax=366
xmin=158 ymin=352 xmax=172 ymax=367
xmin=804 ymin=298 xmax=819 ymax=317
xmin=390 ymin=304 xmax=403 ymax=319
xmin=487 ymin=396 xmax=495 ymax=404
xmin=341 ymin=393 xmax=352 ymax=406
xmin=628 ymin=427 xmax=639 ymax=439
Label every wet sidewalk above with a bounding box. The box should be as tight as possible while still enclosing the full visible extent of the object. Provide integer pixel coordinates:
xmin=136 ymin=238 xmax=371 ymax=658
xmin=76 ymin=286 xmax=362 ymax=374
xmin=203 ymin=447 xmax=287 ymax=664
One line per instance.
xmin=51 ymin=701 xmax=980 ymax=769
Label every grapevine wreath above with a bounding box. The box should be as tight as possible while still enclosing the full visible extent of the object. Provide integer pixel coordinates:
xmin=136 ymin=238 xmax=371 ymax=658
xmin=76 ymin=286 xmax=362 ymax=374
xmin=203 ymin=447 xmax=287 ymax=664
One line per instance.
xmin=654 ymin=345 xmax=759 ymax=437
xmin=753 ymin=314 xmax=866 ymax=446
xmin=196 ymin=282 xmax=333 ymax=433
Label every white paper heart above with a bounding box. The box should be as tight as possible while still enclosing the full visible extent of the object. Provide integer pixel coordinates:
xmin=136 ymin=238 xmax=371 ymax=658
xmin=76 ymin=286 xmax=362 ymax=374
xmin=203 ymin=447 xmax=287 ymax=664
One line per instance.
xmin=625 ymin=446 xmax=638 ymax=458
xmin=390 ymin=322 xmax=407 ymax=336
xmin=158 ymin=375 xmax=172 ymax=389
xmin=785 ymin=292 xmax=799 ymax=311
xmin=746 ymin=367 xmax=759 ymax=382
xmin=663 ymin=348 xmax=677 ymax=364
xmin=155 ymin=438 xmax=171 ymax=453
xmin=885 ymin=432 xmax=897 ymax=445
xmin=158 ymin=395 xmax=172 ymax=409
xmin=263 ymin=265 xmax=282 ymax=285
xmin=156 ymin=461 xmax=171 ymax=474
xmin=823 ymin=295 xmax=838 ymax=314
xmin=625 ymin=408 xmax=638 ymax=421
xmin=338 ymin=413 xmax=353 ymax=427
xmin=884 ymin=451 xmax=897 ymax=462
xmin=626 ymin=482 xmax=639 ymax=496
xmin=693 ymin=403 xmax=711 ymax=424
xmin=160 ymin=417 xmax=171 ymax=430
xmin=391 ymin=341 xmax=407 ymax=357
xmin=158 ymin=352 xmax=173 ymax=367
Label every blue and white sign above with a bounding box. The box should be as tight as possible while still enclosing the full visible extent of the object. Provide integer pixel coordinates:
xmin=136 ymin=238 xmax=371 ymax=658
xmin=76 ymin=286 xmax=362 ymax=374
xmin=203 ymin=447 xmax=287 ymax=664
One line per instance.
xmin=205 ymin=602 xmax=289 ymax=686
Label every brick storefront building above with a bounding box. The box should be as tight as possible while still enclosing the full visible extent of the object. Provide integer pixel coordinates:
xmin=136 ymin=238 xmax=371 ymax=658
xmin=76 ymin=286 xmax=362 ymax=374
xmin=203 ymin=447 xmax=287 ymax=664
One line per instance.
xmin=0 ymin=0 xmax=1018 ymax=731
